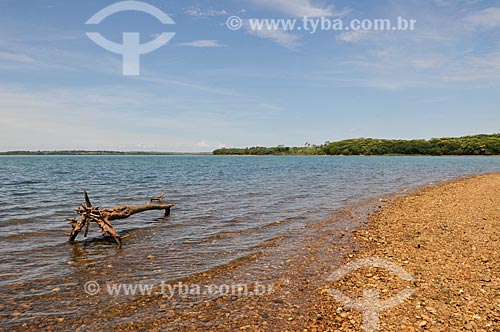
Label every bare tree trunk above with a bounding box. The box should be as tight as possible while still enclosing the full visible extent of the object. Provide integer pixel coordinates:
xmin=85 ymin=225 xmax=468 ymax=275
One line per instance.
xmin=68 ymin=191 xmax=174 ymax=245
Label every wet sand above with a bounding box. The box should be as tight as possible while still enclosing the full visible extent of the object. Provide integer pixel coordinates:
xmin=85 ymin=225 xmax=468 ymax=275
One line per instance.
xmin=4 ymin=174 xmax=500 ymax=331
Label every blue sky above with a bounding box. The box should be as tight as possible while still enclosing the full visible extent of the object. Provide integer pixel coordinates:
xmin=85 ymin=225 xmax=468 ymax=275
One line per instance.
xmin=0 ymin=0 xmax=499 ymax=151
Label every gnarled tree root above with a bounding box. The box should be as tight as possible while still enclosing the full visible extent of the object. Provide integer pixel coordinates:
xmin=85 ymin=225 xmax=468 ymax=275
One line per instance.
xmin=67 ymin=191 xmax=175 ymax=245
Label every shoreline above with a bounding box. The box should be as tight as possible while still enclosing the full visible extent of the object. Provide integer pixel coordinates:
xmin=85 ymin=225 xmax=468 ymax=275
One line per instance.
xmin=3 ymin=153 xmax=500 ymax=157
xmin=3 ymin=173 xmax=499 ymax=331
xmin=116 ymin=173 xmax=500 ymax=331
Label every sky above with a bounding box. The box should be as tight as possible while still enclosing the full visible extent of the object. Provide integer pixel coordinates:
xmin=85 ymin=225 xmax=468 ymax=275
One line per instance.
xmin=0 ymin=0 xmax=499 ymax=152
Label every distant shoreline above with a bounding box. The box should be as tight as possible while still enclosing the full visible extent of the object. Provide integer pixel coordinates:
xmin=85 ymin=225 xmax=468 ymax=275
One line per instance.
xmin=2 ymin=151 xmax=500 ymax=157
xmin=2 ymin=134 xmax=500 ymax=156
xmin=0 ymin=151 xmax=212 ymax=156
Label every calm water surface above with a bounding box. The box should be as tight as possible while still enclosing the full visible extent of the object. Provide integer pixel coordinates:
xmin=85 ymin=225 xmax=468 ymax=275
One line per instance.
xmin=1 ymin=155 xmax=500 ymax=299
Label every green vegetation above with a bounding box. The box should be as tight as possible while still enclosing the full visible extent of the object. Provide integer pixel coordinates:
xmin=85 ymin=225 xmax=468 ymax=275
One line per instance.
xmin=212 ymin=144 xmax=324 ymax=156
xmin=213 ymin=134 xmax=500 ymax=156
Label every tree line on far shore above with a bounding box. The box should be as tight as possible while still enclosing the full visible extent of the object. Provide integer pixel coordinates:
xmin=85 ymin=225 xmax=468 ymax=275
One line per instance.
xmin=212 ymin=134 xmax=500 ymax=156
xmin=0 ymin=150 xmax=209 ymax=155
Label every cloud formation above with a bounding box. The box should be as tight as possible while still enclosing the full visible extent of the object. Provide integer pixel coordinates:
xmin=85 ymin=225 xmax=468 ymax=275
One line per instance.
xmin=184 ymin=6 xmax=229 ymax=17
xmin=250 ymin=0 xmax=333 ymax=17
xmin=464 ymin=7 xmax=500 ymax=30
xmin=176 ymin=40 xmax=226 ymax=48
xmin=246 ymin=25 xmax=302 ymax=49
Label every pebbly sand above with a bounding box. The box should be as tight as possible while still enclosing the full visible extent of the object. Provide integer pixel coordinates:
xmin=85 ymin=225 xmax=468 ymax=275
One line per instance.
xmin=5 ymin=174 xmax=500 ymax=331
xmin=310 ymin=173 xmax=500 ymax=332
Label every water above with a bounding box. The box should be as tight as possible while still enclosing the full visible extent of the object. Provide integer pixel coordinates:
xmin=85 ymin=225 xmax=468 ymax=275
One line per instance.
xmin=1 ymin=155 xmax=500 ymax=304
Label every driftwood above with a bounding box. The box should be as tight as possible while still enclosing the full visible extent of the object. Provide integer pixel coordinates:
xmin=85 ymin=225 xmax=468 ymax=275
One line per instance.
xmin=67 ymin=191 xmax=175 ymax=245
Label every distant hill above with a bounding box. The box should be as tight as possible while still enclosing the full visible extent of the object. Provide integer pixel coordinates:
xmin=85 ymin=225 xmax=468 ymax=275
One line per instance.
xmin=213 ymin=134 xmax=500 ymax=156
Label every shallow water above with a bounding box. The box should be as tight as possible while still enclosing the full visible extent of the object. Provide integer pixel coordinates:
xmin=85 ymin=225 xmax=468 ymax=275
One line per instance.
xmin=1 ymin=155 xmax=500 ymax=298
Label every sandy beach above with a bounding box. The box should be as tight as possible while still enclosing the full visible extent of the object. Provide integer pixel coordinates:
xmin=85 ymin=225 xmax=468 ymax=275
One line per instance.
xmin=5 ymin=174 xmax=500 ymax=331
xmin=311 ymin=173 xmax=500 ymax=332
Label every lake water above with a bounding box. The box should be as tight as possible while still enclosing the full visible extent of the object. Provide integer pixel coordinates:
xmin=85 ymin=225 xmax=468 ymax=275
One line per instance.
xmin=1 ymin=155 xmax=500 ymax=311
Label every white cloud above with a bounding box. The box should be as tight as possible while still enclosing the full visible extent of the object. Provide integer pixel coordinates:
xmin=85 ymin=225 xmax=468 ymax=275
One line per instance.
xmin=136 ymin=75 xmax=241 ymax=97
xmin=175 ymin=40 xmax=226 ymax=48
xmin=441 ymin=51 xmax=500 ymax=82
xmin=411 ymin=58 xmax=443 ymax=69
xmin=184 ymin=7 xmax=228 ymax=17
xmin=250 ymin=0 xmax=333 ymax=17
xmin=433 ymin=0 xmax=480 ymax=7
xmin=464 ymin=7 xmax=500 ymax=30
xmin=331 ymin=7 xmax=352 ymax=19
xmin=440 ymin=73 xmax=494 ymax=82
xmin=470 ymin=51 xmax=500 ymax=70
xmin=0 ymin=51 xmax=36 ymax=63
xmin=0 ymin=37 xmax=124 ymax=74
xmin=247 ymin=25 xmax=302 ymax=49
xmin=196 ymin=140 xmax=210 ymax=148
xmin=337 ymin=30 xmax=369 ymax=43
xmin=336 ymin=47 xmax=500 ymax=86
xmin=327 ymin=77 xmax=413 ymax=90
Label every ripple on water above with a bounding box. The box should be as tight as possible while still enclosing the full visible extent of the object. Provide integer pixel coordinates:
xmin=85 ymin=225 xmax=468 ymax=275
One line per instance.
xmin=0 ymin=155 xmax=500 ymax=307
